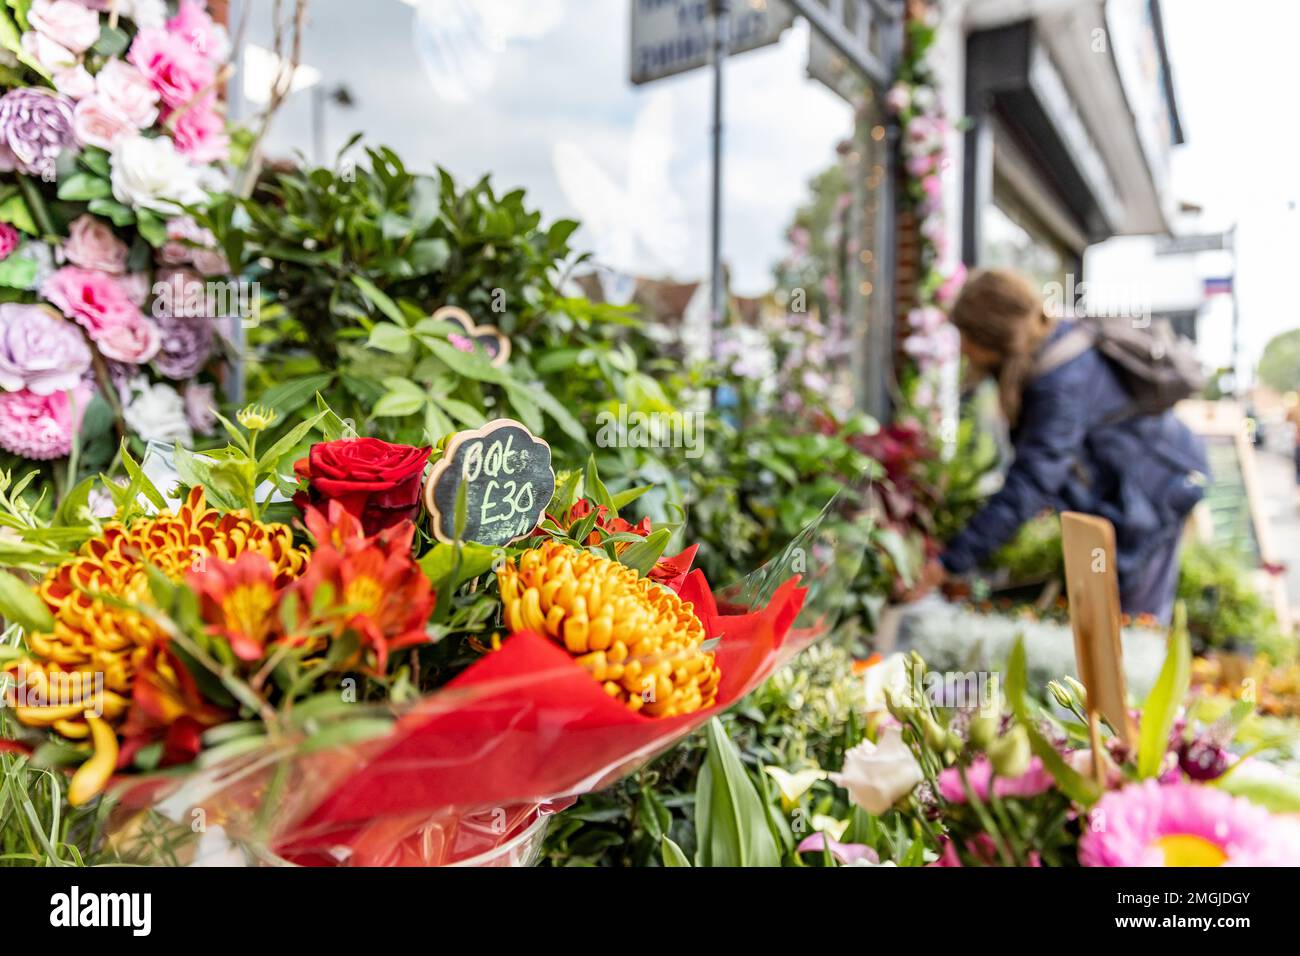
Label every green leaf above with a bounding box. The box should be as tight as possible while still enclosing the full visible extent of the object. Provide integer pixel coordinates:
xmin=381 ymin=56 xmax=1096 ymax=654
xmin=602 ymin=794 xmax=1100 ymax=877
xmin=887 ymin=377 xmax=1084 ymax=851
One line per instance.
xmin=256 ymin=410 xmax=328 ymax=473
xmin=258 ymin=374 xmax=334 ymax=417
xmin=0 ymin=569 xmax=54 ymax=633
xmin=660 ymin=837 xmax=692 ymax=867
xmin=373 ymin=379 xmax=426 ymax=418
xmin=617 ymin=528 xmax=671 ymax=577
xmin=417 ymin=541 xmax=497 ymax=588
xmin=351 ymin=274 xmax=407 ymax=326
xmin=611 ymin=485 xmax=653 ymax=510
xmin=87 ymin=198 xmax=134 ymax=227
xmin=694 ymin=718 xmax=781 ymax=867
xmin=0 ymin=6 xmax=50 ymax=79
xmin=0 ymin=254 xmax=36 ymax=289
xmin=583 ymin=454 xmax=614 ymax=511
xmin=0 ymin=192 xmax=36 ymax=235
xmin=120 ymin=438 xmax=168 ymax=510
xmin=135 ymin=208 xmax=167 ymax=246
xmin=1216 ymin=768 xmax=1300 ymax=813
xmin=56 ymin=172 xmax=111 ymax=202
xmin=1137 ymin=604 xmax=1192 ymax=779
xmin=366 ymin=322 xmax=411 ymax=355
xmin=1005 ymin=639 xmax=1101 ymax=806
xmin=91 ymin=23 xmax=128 ymax=57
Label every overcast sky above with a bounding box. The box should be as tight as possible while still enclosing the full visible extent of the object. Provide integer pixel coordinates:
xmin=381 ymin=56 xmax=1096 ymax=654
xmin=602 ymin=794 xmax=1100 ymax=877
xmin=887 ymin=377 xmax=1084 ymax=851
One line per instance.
xmin=245 ymin=0 xmax=1300 ymax=369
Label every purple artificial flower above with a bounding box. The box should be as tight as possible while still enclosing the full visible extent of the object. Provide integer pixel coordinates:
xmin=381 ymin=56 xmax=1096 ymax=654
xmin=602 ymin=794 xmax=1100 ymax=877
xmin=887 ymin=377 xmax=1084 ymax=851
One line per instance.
xmin=152 ymin=313 xmax=213 ymax=380
xmin=0 ymin=303 xmax=92 ymax=395
xmin=0 ymin=88 xmax=77 ymax=180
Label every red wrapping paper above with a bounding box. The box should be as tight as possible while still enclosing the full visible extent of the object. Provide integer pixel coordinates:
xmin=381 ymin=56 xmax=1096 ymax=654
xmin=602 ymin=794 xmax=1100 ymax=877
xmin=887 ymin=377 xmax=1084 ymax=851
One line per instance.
xmin=274 ymin=571 xmax=809 ymax=862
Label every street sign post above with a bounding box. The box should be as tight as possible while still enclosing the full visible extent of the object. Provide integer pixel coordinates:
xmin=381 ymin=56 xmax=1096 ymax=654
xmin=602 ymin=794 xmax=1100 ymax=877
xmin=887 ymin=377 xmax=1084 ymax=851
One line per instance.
xmin=629 ymin=0 xmax=793 ymax=85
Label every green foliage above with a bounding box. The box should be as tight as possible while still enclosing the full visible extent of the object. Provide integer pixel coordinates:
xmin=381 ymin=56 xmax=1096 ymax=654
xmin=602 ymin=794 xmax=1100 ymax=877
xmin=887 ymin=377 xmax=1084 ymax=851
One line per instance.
xmin=1257 ymin=328 xmax=1300 ymax=393
xmin=1177 ymin=542 xmax=1294 ymax=661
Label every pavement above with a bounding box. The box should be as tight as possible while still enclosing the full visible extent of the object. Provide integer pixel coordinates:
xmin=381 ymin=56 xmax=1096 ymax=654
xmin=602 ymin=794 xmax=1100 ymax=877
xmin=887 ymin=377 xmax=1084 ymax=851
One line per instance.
xmin=1254 ymin=446 xmax=1300 ymax=611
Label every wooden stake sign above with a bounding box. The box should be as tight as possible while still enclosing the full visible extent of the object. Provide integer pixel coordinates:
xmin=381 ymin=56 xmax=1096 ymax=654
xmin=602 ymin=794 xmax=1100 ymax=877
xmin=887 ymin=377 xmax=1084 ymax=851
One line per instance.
xmin=433 ymin=306 xmax=511 ymax=368
xmin=1060 ymin=512 xmax=1137 ymax=763
xmin=423 ymin=419 xmax=555 ymax=547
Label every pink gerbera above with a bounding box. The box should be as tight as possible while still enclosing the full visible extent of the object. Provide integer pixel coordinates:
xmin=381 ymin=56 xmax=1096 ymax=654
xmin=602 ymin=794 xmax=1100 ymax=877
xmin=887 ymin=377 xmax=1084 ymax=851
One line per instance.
xmin=0 ymin=385 xmax=91 ymax=460
xmin=1079 ymin=780 xmax=1300 ymax=867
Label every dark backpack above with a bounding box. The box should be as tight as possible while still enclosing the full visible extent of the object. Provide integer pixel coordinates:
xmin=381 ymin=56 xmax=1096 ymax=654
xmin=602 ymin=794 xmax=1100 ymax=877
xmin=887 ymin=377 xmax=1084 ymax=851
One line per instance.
xmin=1033 ymin=318 xmax=1205 ymax=417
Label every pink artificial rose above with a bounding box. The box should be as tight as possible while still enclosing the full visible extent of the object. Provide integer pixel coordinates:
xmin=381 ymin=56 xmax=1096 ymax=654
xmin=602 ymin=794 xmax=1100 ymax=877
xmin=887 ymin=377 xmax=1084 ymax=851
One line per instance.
xmin=167 ymin=0 xmax=228 ymax=61
xmin=41 ymin=266 xmax=140 ymax=338
xmin=0 ymin=223 xmax=18 ymax=261
xmin=128 ymin=27 xmax=216 ymax=109
xmin=120 ymin=272 xmax=152 ymax=307
xmin=0 ymin=383 xmax=92 ymax=460
xmin=170 ymin=98 xmax=228 ymax=164
xmin=62 ymin=214 xmax=128 ymax=274
xmin=95 ymin=314 xmax=160 ymax=364
xmin=95 ymin=59 xmax=160 ymax=129
xmin=28 ymin=0 xmax=101 ymax=55
xmin=53 ymin=63 xmax=96 ymax=100
xmin=72 ymin=95 xmax=136 ymax=150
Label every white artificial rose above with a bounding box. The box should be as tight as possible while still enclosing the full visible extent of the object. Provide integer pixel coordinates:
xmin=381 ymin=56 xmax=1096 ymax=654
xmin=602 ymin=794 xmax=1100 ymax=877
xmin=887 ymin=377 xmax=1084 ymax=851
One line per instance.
xmin=119 ymin=0 xmax=167 ymax=30
xmin=830 ymin=726 xmax=924 ymax=815
xmin=28 ymin=0 xmax=101 ymax=55
xmin=53 ymin=63 xmax=95 ymax=100
xmin=110 ymin=134 xmax=206 ymax=213
xmin=862 ymin=652 xmax=909 ymax=713
xmin=20 ymin=29 xmax=75 ymax=71
xmin=123 ymin=380 xmax=193 ymax=445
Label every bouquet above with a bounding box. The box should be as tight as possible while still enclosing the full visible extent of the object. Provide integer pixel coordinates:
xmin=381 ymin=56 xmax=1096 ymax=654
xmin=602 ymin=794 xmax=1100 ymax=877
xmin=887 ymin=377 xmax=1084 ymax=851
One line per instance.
xmin=0 ymin=404 xmax=875 ymax=866
xmin=0 ymin=1 xmax=232 ymax=481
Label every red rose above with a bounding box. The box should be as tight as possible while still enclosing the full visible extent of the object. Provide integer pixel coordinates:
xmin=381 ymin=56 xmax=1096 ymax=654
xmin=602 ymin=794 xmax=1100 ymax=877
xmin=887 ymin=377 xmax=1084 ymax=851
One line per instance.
xmin=294 ymin=438 xmax=432 ymax=536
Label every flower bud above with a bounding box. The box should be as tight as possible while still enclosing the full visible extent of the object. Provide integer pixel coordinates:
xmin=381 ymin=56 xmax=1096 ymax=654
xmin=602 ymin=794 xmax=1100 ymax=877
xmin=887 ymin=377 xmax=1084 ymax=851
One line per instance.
xmin=967 ymin=711 xmax=999 ymax=751
xmin=1047 ymin=680 xmax=1074 ymax=710
xmin=987 ymin=725 xmax=1031 ymax=778
xmin=921 ymin=713 xmax=949 ymax=752
xmin=1063 ymin=676 xmax=1088 ymax=707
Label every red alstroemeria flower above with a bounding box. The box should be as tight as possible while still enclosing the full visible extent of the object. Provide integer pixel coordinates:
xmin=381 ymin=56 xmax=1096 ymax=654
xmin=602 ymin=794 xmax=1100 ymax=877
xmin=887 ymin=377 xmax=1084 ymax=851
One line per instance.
xmin=118 ymin=645 xmax=228 ymax=769
xmin=294 ymin=510 xmax=435 ymax=673
xmin=541 ymin=498 xmax=697 ymax=588
xmin=188 ymin=551 xmax=283 ymax=661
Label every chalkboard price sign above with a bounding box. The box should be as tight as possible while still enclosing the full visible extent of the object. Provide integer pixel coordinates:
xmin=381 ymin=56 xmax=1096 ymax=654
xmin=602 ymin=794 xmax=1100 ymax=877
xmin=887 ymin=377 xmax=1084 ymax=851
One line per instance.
xmin=422 ymin=419 xmax=555 ymax=546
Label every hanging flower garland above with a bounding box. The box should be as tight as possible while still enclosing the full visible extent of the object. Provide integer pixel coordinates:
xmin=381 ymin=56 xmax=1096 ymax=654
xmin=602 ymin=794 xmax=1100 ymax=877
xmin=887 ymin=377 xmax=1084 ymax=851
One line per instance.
xmin=885 ymin=1 xmax=965 ymax=415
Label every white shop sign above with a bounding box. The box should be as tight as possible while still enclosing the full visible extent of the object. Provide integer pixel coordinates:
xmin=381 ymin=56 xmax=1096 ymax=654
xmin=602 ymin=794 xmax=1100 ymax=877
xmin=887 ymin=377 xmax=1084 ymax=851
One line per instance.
xmin=629 ymin=0 xmax=793 ymax=85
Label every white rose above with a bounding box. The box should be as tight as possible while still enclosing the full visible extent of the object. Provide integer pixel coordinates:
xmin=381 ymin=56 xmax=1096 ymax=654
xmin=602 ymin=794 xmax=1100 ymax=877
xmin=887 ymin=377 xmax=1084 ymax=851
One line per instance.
xmin=20 ymin=29 xmax=75 ymax=71
xmin=862 ymin=652 xmax=909 ymax=713
xmin=123 ymin=380 xmax=192 ymax=446
xmin=110 ymin=134 xmax=206 ymax=213
xmin=830 ymin=727 xmax=924 ymax=815
xmin=118 ymin=0 xmax=167 ymax=30
xmin=96 ymin=60 xmax=160 ymax=129
xmin=28 ymin=0 xmax=100 ymax=55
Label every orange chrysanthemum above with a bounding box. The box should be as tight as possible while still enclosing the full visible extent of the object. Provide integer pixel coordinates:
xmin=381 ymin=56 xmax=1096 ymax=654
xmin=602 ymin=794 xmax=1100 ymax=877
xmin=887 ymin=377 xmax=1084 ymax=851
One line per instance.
xmin=9 ymin=486 xmax=308 ymax=721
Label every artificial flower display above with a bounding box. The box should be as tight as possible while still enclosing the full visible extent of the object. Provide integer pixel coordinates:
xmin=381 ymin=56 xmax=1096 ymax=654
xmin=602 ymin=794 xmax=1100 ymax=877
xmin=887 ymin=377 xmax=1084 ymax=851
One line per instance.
xmin=0 ymin=0 xmax=232 ymax=482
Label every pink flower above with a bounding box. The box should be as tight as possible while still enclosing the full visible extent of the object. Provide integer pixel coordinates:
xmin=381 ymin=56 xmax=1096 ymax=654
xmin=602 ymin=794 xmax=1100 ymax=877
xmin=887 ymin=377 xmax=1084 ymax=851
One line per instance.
xmin=62 ymin=214 xmax=128 ymax=274
xmin=183 ymin=380 xmax=216 ymax=435
xmin=0 ymin=224 xmax=18 ymax=261
xmin=1079 ymin=780 xmax=1300 ymax=867
xmin=0 ymin=384 xmax=91 ymax=460
xmin=96 ymin=314 xmax=160 ymax=365
xmin=21 ymin=30 xmax=76 ymax=72
xmin=936 ymin=263 xmax=968 ymax=309
xmin=796 ymin=832 xmax=879 ymax=866
xmin=937 ymin=756 xmax=1055 ymax=804
xmin=41 ymin=266 xmax=139 ymax=337
xmin=167 ymin=0 xmax=229 ymax=62
xmin=28 ymin=0 xmax=101 ymax=55
xmin=95 ymin=59 xmax=161 ymax=129
xmin=53 ymin=64 xmax=96 ymax=100
xmin=72 ymin=95 xmax=136 ymax=150
xmin=906 ymin=154 xmax=936 ymax=178
xmin=170 ymin=98 xmax=228 ymax=164
xmin=128 ymin=27 xmax=216 ymax=110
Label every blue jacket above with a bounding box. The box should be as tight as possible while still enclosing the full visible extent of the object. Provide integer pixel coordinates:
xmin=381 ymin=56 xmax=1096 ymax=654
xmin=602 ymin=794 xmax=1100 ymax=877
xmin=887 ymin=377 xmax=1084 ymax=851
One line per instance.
xmin=940 ymin=322 xmax=1208 ymax=583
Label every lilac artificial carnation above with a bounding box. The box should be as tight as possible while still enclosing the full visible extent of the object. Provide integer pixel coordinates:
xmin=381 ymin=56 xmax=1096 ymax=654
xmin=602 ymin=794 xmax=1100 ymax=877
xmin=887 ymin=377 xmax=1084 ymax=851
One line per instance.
xmin=0 ymin=303 xmax=92 ymax=395
xmin=0 ymin=88 xmax=76 ymax=180
xmin=152 ymin=313 xmax=213 ymax=380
